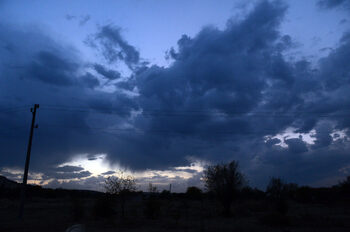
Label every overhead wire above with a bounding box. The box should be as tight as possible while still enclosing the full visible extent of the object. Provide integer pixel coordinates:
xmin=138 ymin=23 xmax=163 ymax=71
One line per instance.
xmin=39 ymin=104 xmax=350 ymax=118
xmin=1 ymin=104 xmax=349 ymax=138
xmin=0 ymin=106 xmax=31 ymax=114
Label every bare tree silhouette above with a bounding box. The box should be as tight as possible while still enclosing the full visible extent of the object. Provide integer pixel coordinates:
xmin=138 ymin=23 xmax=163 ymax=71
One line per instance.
xmin=104 ymin=172 xmax=136 ymax=218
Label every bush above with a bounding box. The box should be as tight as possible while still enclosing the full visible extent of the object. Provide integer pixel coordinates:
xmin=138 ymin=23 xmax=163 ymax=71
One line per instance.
xmin=160 ymin=190 xmax=171 ymax=199
xmin=186 ymin=186 xmax=202 ymax=200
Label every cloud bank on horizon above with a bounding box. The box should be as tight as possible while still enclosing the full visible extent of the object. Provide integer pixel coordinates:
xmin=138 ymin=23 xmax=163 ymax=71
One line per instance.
xmin=1 ymin=0 xmax=350 ymax=190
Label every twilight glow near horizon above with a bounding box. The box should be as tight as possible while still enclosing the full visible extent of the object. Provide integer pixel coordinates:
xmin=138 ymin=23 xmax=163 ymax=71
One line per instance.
xmin=1 ymin=0 xmax=350 ymax=192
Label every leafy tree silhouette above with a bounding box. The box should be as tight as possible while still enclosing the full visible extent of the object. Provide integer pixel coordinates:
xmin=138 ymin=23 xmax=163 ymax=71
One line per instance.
xmin=203 ymin=160 xmax=245 ymax=216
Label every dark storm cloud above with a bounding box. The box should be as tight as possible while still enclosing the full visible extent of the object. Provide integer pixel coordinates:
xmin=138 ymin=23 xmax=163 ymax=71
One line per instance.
xmin=44 ymin=176 xmax=105 ymax=190
xmin=38 ymin=165 xmax=91 ymax=181
xmin=80 ymin=72 xmax=100 ymax=89
xmin=53 ymin=165 xmax=84 ymax=173
xmin=93 ymin=64 xmax=121 ymax=80
xmin=44 ymin=170 xmax=92 ymax=180
xmin=65 ymin=14 xmax=76 ymax=21
xmin=2 ymin=0 xmax=350 ymax=189
xmin=318 ymin=0 xmax=350 ymax=10
xmin=247 ymin=136 xmax=350 ymax=189
xmin=65 ymin=14 xmax=91 ymax=26
xmin=101 ymin=171 xmax=115 ymax=175
xmin=106 ymin=0 xmax=294 ymax=169
xmin=24 ymin=51 xmax=100 ymax=88
xmin=87 ymin=25 xmax=140 ymax=69
xmin=103 ymin=0 xmax=350 ymax=185
xmin=0 ymin=23 xmax=137 ymax=174
xmin=79 ymin=15 xmax=91 ymax=26
xmin=312 ymin=122 xmax=333 ymax=148
xmin=339 ymin=18 xmax=348 ymax=24
xmin=284 ymin=137 xmax=308 ymax=154
xmin=26 ymin=51 xmax=77 ymax=86
xmin=266 ymin=138 xmax=281 ymax=147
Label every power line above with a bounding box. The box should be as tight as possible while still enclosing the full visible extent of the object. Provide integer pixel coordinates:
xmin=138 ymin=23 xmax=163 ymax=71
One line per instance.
xmin=2 ymin=104 xmax=350 ymax=118
xmin=37 ymin=123 xmax=323 ymax=137
xmin=0 ymin=106 xmax=31 ymax=113
xmin=39 ymin=105 xmax=350 ymax=118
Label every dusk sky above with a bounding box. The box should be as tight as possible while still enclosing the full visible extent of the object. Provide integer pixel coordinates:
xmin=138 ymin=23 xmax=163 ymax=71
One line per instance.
xmin=1 ymin=0 xmax=350 ymax=192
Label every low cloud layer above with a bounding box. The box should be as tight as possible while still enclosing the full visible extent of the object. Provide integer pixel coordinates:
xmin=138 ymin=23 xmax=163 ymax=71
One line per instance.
xmin=1 ymin=0 xmax=350 ymax=189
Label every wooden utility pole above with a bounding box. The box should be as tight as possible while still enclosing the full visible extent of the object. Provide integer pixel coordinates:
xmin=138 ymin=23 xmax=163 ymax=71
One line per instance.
xmin=18 ymin=104 xmax=39 ymax=219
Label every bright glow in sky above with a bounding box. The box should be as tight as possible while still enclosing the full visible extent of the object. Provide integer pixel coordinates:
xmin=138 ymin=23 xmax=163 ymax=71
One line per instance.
xmin=61 ymin=153 xmax=113 ymax=176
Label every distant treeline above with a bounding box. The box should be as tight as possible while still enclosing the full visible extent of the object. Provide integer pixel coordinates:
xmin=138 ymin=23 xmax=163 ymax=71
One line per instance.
xmin=1 ymin=177 xmax=350 ymax=205
xmin=0 ymin=183 xmax=104 ymax=199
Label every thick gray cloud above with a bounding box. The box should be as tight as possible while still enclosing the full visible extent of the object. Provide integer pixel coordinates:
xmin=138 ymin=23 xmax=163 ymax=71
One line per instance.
xmin=1 ymin=0 xmax=350 ymax=189
xmin=318 ymin=0 xmax=350 ymax=10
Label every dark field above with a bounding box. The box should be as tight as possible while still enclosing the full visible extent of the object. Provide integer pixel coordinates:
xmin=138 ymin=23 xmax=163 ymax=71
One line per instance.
xmin=1 ymin=188 xmax=350 ymax=232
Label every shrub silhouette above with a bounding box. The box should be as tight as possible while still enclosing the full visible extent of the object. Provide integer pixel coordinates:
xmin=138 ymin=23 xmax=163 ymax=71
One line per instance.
xmin=160 ymin=189 xmax=171 ymax=199
xmin=338 ymin=175 xmax=350 ymax=194
xmin=144 ymin=183 xmax=161 ymax=219
xmin=203 ymin=160 xmax=244 ymax=216
xmin=186 ymin=186 xmax=202 ymax=200
xmin=148 ymin=183 xmax=158 ymax=194
xmin=266 ymin=178 xmax=285 ymax=199
xmin=266 ymin=177 xmax=289 ymax=215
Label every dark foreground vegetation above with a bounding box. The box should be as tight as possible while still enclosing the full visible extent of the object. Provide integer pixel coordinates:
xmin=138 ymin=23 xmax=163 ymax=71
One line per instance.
xmin=1 ymin=167 xmax=350 ymax=231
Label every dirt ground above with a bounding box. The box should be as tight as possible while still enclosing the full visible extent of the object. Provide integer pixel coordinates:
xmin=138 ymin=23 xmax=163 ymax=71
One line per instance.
xmin=1 ymin=197 xmax=350 ymax=232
